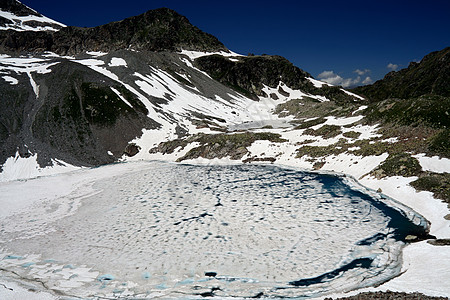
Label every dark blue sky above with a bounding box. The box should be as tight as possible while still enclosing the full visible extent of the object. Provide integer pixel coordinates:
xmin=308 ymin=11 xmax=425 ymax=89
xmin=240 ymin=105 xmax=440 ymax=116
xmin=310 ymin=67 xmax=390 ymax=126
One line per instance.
xmin=22 ymin=0 xmax=450 ymax=87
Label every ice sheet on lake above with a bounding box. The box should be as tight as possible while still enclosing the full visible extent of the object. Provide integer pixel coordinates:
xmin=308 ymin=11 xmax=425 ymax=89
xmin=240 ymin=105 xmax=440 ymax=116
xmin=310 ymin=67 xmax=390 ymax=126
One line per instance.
xmin=0 ymin=161 xmax=425 ymax=298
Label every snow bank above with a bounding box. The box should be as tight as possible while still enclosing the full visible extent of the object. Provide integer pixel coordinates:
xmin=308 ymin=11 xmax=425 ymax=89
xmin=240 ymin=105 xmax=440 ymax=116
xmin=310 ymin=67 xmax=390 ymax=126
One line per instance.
xmin=413 ymin=154 xmax=450 ymax=174
xmin=0 ymin=152 xmax=79 ymax=183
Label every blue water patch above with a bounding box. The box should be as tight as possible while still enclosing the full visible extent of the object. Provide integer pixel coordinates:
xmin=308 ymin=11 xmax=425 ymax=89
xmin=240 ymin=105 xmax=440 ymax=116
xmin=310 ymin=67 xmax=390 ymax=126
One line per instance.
xmin=156 ymin=283 xmax=168 ymax=290
xmin=97 ymin=274 xmax=115 ymax=282
xmin=21 ymin=262 xmax=35 ymax=268
xmin=142 ymin=272 xmax=151 ymax=279
xmin=63 ymin=264 xmax=75 ymax=269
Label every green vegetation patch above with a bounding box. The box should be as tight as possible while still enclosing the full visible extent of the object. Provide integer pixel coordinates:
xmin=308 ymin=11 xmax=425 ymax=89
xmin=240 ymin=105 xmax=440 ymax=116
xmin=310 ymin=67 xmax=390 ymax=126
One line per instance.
xmin=294 ymin=117 xmax=326 ymax=129
xmin=342 ymin=131 xmax=361 ymax=139
xmin=428 ymin=129 xmax=450 ymax=158
xmin=303 ymin=124 xmax=342 ymax=139
xmin=296 ymin=136 xmax=429 ymax=160
xmin=410 ymin=172 xmax=450 ymax=204
xmin=370 ymin=153 xmax=422 ymax=178
xmin=364 ymin=95 xmax=450 ymax=129
xmin=116 ymin=85 xmax=148 ymax=115
xmin=150 ymin=132 xmax=287 ymax=161
xmin=179 ymin=132 xmax=286 ymax=161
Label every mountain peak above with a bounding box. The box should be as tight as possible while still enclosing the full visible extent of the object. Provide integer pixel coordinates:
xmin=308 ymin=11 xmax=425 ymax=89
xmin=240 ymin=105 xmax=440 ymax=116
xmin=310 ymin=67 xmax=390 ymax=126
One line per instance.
xmin=88 ymin=6 xmax=228 ymax=53
xmin=0 ymin=6 xmax=228 ymax=54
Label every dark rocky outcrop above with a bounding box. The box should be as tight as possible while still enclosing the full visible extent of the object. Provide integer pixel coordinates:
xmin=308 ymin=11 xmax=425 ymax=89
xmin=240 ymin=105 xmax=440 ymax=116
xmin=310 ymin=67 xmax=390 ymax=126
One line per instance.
xmin=124 ymin=143 xmax=141 ymax=157
xmin=194 ymin=54 xmax=360 ymax=103
xmin=0 ymin=7 xmax=228 ymax=55
xmin=327 ymin=291 xmax=449 ymax=300
xmin=353 ymin=47 xmax=450 ymax=101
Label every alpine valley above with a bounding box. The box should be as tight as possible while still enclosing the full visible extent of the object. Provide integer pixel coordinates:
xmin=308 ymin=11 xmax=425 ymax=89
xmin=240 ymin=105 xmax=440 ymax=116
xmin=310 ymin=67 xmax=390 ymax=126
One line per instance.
xmin=0 ymin=1 xmax=449 ymax=299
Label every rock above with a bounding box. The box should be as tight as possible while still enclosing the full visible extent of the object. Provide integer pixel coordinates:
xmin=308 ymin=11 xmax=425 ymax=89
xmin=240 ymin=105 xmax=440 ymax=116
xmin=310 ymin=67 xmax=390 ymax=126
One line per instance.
xmin=124 ymin=143 xmax=141 ymax=157
xmin=427 ymin=239 xmax=450 ymax=246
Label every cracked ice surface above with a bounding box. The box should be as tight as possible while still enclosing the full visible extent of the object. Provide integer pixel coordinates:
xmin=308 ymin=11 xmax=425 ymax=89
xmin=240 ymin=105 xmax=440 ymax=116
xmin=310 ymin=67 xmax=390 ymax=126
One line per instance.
xmin=0 ymin=161 xmax=425 ymax=298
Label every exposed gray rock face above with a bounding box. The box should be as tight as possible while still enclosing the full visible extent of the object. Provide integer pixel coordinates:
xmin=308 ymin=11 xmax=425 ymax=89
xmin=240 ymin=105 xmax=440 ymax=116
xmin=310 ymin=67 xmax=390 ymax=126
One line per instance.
xmin=0 ymin=57 xmax=158 ymax=169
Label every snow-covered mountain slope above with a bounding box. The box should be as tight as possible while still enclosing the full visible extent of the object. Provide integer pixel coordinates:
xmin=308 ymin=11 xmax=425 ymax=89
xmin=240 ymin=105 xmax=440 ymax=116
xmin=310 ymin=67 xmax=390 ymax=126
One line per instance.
xmin=0 ymin=48 xmax=356 ymax=180
xmin=0 ymin=0 xmax=65 ymax=31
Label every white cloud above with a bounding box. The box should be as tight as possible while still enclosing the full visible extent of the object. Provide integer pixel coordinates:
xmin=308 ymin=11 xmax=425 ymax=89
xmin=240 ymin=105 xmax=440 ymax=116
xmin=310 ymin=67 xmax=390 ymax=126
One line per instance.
xmin=362 ymin=76 xmax=373 ymax=85
xmin=387 ymin=63 xmax=399 ymax=71
xmin=354 ymin=69 xmax=370 ymax=76
xmin=317 ymin=70 xmax=361 ymax=88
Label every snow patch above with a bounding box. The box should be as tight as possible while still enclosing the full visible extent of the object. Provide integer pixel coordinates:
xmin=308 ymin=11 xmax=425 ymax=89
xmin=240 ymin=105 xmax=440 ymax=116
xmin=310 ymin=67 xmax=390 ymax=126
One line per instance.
xmin=2 ymin=75 xmax=18 ymax=85
xmin=341 ymin=88 xmax=365 ymax=100
xmin=413 ymin=154 xmax=450 ymax=174
xmin=180 ymin=49 xmax=243 ymax=60
xmin=27 ymin=72 xmax=39 ymax=98
xmin=110 ymin=87 xmax=133 ymax=108
xmin=86 ymin=51 xmax=108 ymax=57
xmin=324 ymin=115 xmax=364 ymax=126
xmin=108 ymin=57 xmax=127 ymax=67
xmin=307 ymin=77 xmax=331 ymax=88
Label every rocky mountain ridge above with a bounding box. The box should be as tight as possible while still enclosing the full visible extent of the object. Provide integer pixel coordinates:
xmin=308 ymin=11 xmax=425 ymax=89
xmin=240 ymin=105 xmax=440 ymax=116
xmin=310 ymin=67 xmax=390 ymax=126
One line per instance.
xmin=0 ymin=7 xmax=227 ymax=55
xmin=353 ymin=47 xmax=450 ymax=101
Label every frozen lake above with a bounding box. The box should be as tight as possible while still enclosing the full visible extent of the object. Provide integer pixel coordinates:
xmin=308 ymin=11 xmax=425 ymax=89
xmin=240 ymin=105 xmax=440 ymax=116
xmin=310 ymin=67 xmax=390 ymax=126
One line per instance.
xmin=0 ymin=161 xmax=428 ymax=298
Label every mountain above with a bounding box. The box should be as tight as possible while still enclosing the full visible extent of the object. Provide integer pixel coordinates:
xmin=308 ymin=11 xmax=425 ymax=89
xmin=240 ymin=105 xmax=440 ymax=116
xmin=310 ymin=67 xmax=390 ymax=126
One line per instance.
xmin=0 ymin=0 xmax=65 ymax=31
xmin=353 ymin=47 xmax=450 ymax=101
xmin=0 ymin=1 xmax=361 ymax=177
xmin=0 ymin=7 xmax=227 ymax=55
